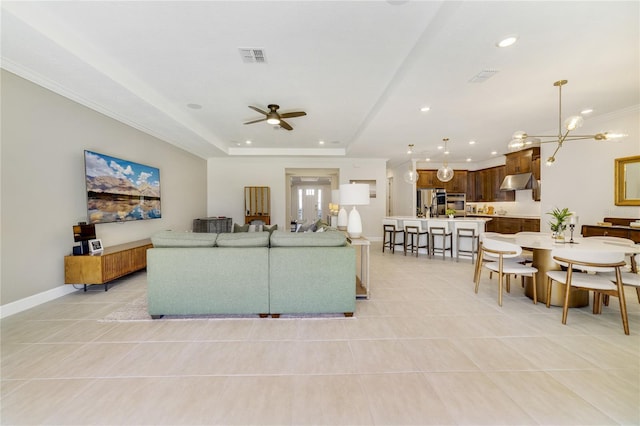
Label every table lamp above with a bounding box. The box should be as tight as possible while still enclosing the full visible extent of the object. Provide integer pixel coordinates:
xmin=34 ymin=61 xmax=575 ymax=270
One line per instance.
xmin=340 ymin=183 xmax=370 ymax=238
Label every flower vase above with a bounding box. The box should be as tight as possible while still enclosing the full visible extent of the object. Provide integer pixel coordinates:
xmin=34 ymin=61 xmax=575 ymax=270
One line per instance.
xmin=448 ymin=215 xmax=454 ymax=219
xmin=552 ymin=231 xmax=565 ymax=243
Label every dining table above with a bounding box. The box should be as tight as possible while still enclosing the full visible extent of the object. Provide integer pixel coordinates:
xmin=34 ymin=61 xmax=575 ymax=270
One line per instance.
xmin=483 ymin=233 xmax=640 ymax=307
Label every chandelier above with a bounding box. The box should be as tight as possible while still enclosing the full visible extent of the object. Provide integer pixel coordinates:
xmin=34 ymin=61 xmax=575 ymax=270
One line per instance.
xmin=508 ymin=79 xmax=626 ymax=166
xmin=437 ymin=138 xmax=454 ymax=182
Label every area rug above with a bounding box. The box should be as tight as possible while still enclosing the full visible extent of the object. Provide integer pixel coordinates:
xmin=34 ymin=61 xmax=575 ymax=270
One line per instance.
xmin=100 ymin=296 xmax=355 ymax=322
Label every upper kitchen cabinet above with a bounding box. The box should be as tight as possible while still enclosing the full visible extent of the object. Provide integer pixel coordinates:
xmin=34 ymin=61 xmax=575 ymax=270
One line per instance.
xmin=505 ymin=147 xmax=540 ymax=175
xmin=474 ymin=166 xmax=514 ymax=202
xmin=416 ymin=169 xmax=467 ymax=193
xmin=445 ymin=170 xmax=468 ymax=193
xmin=417 ymin=170 xmax=439 ymax=188
xmin=466 ymin=171 xmax=476 ymax=201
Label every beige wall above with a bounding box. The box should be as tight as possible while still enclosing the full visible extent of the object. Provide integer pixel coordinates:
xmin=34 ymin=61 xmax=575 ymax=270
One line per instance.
xmin=1 ymin=70 xmax=207 ymax=308
xmin=207 ymin=157 xmax=388 ymax=239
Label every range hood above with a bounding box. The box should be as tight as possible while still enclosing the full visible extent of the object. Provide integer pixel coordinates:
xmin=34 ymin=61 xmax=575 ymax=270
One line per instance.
xmin=500 ymin=172 xmax=534 ymax=191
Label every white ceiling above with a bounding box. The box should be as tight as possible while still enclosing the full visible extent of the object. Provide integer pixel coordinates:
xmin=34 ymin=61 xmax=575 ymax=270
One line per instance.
xmin=2 ymin=1 xmax=638 ymax=167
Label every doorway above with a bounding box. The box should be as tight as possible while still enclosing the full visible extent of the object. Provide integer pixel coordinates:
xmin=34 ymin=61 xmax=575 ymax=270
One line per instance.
xmin=285 ymin=168 xmax=339 ymax=230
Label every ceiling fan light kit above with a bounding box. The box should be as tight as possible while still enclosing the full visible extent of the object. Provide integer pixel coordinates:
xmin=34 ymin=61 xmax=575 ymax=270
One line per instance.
xmin=244 ymin=104 xmax=307 ymax=131
xmin=509 ymin=80 xmax=627 ymax=165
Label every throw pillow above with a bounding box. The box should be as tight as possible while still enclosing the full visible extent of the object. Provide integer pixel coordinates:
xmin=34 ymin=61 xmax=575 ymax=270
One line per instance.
xmin=263 ymin=224 xmax=278 ymax=235
xmin=233 ymin=223 xmax=249 ymax=233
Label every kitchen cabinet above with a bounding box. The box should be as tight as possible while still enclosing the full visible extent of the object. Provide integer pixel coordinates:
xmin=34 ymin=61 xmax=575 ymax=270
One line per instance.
xmin=505 ymin=147 xmax=539 ymax=175
xmin=492 ymin=166 xmax=515 ymax=202
xmin=417 ymin=169 xmax=467 ymax=192
xmin=484 ymin=217 xmax=540 ymax=234
xmin=466 ymin=171 xmax=477 ymax=201
xmin=417 ymin=170 xmax=439 ymax=188
xmin=473 ymin=166 xmax=514 ymax=202
xmin=444 ymin=170 xmax=468 ymax=193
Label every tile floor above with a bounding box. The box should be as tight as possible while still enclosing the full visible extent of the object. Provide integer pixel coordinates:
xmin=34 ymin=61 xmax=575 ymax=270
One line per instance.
xmin=2 ymin=243 xmax=639 ymax=425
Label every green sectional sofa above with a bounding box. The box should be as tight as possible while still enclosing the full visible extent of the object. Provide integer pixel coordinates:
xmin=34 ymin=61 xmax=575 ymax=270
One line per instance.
xmin=146 ymin=230 xmax=355 ymax=318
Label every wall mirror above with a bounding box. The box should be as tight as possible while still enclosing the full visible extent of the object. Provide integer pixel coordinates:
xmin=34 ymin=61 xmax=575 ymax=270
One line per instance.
xmin=615 ymin=155 xmax=640 ymax=206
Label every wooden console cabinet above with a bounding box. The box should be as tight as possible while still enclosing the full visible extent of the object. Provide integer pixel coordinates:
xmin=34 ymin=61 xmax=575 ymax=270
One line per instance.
xmin=64 ymin=239 xmax=153 ymax=291
xmin=581 ymin=225 xmax=640 ymax=243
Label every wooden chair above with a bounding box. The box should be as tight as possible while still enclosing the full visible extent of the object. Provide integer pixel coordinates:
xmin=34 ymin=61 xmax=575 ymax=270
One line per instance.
xmin=427 ymin=220 xmax=452 ymax=260
xmin=382 ymin=219 xmax=404 ymax=253
xmin=475 ymin=237 xmax=538 ymax=306
xmin=455 ymin=222 xmax=480 ymax=263
xmin=403 ymin=220 xmax=428 ymax=257
xmin=546 ymin=248 xmax=629 ymax=335
xmin=585 ymin=237 xmax=639 ymax=304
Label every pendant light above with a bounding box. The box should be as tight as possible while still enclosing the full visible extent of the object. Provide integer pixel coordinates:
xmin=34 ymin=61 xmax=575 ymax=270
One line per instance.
xmin=437 ymin=138 xmax=454 ymax=182
xmin=403 ymin=144 xmax=419 ymax=184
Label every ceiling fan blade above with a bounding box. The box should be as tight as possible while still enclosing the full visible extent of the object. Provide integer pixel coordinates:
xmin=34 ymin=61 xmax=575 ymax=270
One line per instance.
xmin=280 ymin=111 xmax=307 ymax=119
xmin=244 ymin=118 xmax=267 ymax=125
xmin=248 ymin=105 xmax=268 ymax=115
xmin=279 ymin=120 xmax=293 ymax=131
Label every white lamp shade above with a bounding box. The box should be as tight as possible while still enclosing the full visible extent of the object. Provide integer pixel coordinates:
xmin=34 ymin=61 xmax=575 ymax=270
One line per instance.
xmin=339 ymin=183 xmax=369 ymax=206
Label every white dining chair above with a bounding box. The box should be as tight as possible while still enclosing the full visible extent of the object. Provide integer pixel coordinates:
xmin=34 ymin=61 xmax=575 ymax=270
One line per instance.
xmin=546 ymin=248 xmax=629 ymax=335
xmin=585 ymin=237 xmax=640 ymax=304
xmin=475 ymin=237 xmax=538 ymax=306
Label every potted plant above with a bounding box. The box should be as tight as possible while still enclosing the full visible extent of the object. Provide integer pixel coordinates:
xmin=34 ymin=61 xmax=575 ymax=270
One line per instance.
xmin=546 ymin=207 xmax=572 ymax=241
xmin=446 ymin=208 xmax=456 ymax=219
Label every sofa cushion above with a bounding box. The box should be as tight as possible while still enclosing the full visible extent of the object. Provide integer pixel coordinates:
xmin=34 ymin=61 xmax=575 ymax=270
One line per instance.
xmin=151 ymin=230 xmax=217 ymax=247
xmin=270 ymin=230 xmax=346 ymax=247
xmin=216 ymin=232 xmax=270 ymax=247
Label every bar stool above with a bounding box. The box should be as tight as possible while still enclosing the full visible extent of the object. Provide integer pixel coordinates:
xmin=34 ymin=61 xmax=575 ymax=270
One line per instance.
xmin=455 ymin=222 xmax=480 ymax=263
xmin=428 ymin=220 xmax=452 ymax=259
xmin=403 ymin=220 xmax=428 ymax=257
xmin=382 ymin=219 xmax=404 ymax=253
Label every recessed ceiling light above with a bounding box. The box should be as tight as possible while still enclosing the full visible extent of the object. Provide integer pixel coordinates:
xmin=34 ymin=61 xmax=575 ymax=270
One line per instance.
xmin=496 ymin=35 xmax=518 ymax=48
xmin=469 ymin=140 xmax=476 ymax=145
xmin=420 ymin=106 xmax=431 ymax=112
xmin=444 ymin=150 xmax=450 ymax=155
xmin=491 ymin=151 xmax=498 ymax=155
xmin=425 ymin=158 xmax=431 ymax=162
xmin=466 ymin=158 xmax=472 ymax=162
xmin=581 ymin=108 xmax=594 ymax=114
xmin=437 ymin=145 xmax=443 ymax=150
xmin=319 ymin=140 xmax=325 ymax=145
xmin=245 ymin=140 xmax=252 ymax=145
xmin=187 ymin=103 xmax=202 ymax=109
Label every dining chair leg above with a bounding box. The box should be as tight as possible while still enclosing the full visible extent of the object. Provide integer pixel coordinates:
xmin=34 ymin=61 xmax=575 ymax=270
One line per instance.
xmin=506 ymin=275 xmax=511 ymax=293
xmin=531 ymin=273 xmax=537 ymax=304
xmin=636 ymin=287 xmax=640 ymax=303
xmin=545 ymin=276 xmax=553 ymax=308
xmin=561 ymin=270 xmax=573 ymax=325
xmin=498 ymin=271 xmax=504 ymax=307
xmin=615 ymin=271 xmax=630 ymax=335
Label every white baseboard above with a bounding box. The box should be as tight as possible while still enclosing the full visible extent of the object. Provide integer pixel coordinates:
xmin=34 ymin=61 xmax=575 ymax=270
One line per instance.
xmin=0 ymin=285 xmax=77 ymax=319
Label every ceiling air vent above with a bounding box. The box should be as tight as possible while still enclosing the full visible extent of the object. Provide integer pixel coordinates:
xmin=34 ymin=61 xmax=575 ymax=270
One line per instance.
xmin=469 ymin=69 xmax=499 ymax=83
xmin=239 ymin=48 xmax=267 ymax=64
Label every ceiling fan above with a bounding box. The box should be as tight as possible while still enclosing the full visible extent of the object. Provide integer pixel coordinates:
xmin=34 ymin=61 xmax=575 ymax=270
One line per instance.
xmin=244 ymin=104 xmax=307 ymax=131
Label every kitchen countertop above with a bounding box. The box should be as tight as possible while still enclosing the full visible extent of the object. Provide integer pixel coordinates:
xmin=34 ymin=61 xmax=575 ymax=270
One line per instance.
xmin=467 ymin=213 xmax=541 ymax=220
xmin=386 ymin=216 xmax=492 ymax=222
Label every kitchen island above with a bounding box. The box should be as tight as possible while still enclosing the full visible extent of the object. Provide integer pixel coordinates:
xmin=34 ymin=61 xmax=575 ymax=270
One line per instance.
xmin=385 ymin=216 xmax=491 ymax=259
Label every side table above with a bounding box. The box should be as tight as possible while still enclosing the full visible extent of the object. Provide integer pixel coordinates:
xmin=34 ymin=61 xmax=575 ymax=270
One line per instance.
xmin=348 ymin=236 xmax=370 ymax=299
